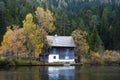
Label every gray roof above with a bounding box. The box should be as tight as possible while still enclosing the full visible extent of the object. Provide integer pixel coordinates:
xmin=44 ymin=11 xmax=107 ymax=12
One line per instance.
xmin=47 ymin=35 xmax=76 ymax=47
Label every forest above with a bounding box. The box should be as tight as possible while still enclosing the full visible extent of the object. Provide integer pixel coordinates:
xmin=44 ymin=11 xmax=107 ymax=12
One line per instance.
xmin=0 ymin=0 xmax=120 ymax=64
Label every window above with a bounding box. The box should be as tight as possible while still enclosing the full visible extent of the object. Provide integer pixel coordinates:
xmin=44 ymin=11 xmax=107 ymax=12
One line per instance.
xmin=53 ymin=48 xmax=56 ymax=54
xmin=53 ymin=56 xmax=56 ymax=59
xmin=65 ymin=48 xmax=69 ymax=59
xmin=65 ymin=56 xmax=69 ymax=59
xmin=66 ymin=48 xmax=69 ymax=53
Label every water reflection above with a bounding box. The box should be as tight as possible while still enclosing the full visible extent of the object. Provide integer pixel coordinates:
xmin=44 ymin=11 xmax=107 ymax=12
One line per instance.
xmin=0 ymin=67 xmax=42 ymax=80
xmin=0 ymin=66 xmax=120 ymax=80
xmin=48 ymin=66 xmax=75 ymax=80
xmin=75 ymin=66 xmax=120 ymax=80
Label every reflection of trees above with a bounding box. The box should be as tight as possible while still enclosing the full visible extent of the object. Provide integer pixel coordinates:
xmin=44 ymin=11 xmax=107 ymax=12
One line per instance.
xmin=75 ymin=66 xmax=96 ymax=80
xmin=75 ymin=66 xmax=108 ymax=80
xmin=5 ymin=71 xmax=12 ymax=80
xmin=39 ymin=66 xmax=48 ymax=80
xmin=1 ymin=67 xmax=42 ymax=80
xmin=0 ymin=66 xmax=119 ymax=80
xmin=0 ymin=66 xmax=75 ymax=80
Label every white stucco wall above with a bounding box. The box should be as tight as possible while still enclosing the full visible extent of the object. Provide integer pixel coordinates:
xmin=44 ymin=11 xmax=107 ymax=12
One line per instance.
xmin=48 ymin=54 xmax=75 ymax=63
xmin=58 ymin=59 xmax=75 ymax=63
xmin=48 ymin=54 xmax=59 ymax=63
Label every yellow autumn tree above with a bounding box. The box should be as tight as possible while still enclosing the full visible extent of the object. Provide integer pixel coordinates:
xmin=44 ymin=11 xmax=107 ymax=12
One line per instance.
xmin=23 ymin=13 xmax=43 ymax=59
xmin=1 ymin=26 xmax=26 ymax=57
xmin=35 ymin=7 xmax=55 ymax=33
xmin=2 ymin=28 xmax=13 ymax=48
xmin=1 ymin=28 xmax=13 ymax=55
xmin=35 ymin=7 xmax=56 ymax=54
xmin=71 ymin=30 xmax=89 ymax=56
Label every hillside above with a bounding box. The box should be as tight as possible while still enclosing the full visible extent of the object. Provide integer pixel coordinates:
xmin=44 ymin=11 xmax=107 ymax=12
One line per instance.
xmin=0 ymin=0 xmax=120 ymax=50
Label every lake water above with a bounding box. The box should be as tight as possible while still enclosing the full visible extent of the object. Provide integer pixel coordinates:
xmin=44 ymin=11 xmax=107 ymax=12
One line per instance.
xmin=0 ymin=66 xmax=120 ymax=80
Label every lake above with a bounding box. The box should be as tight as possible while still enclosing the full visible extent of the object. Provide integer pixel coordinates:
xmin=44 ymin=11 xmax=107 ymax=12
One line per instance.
xmin=0 ymin=66 xmax=120 ymax=80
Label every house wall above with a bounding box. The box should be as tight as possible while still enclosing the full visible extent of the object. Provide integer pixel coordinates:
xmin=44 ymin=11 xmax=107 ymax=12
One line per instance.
xmin=39 ymin=55 xmax=48 ymax=62
xmin=48 ymin=47 xmax=75 ymax=63
xmin=48 ymin=54 xmax=59 ymax=62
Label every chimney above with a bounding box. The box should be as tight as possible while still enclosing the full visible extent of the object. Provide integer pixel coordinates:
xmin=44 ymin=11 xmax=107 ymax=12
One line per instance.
xmin=55 ymin=34 xmax=58 ymax=37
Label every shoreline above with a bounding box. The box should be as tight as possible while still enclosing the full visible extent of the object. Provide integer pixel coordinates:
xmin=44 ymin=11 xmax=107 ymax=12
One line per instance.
xmin=0 ymin=62 xmax=83 ymax=67
xmin=0 ymin=58 xmax=119 ymax=67
xmin=0 ymin=62 xmax=119 ymax=67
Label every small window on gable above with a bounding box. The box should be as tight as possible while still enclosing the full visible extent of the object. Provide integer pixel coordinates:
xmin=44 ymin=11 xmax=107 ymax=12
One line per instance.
xmin=53 ymin=56 xmax=56 ymax=59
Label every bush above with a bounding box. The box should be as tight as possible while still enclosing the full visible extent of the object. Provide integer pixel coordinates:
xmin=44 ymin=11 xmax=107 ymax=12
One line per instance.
xmin=13 ymin=58 xmax=30 ymax=65
xmin=9 ymin=60 xmax=16 ymax=66
xmin=31 ymin=60 xmax=41 ymax=65
xmin=0 ymin=56 xmax=7 ymax=65
xmin=91 ymin=52 xmax=101 ymax=59
xmin=0 ymin=56 xmax=7 ymax=61
xmin=103 ymin=50 xmax=120 ymax=63
xmin=90 ymin=52 xmax=101 ymax=63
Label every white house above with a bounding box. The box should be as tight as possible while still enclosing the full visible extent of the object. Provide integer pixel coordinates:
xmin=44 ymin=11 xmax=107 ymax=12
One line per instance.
xmin=40 ymin=35 xmax=76 ymax=63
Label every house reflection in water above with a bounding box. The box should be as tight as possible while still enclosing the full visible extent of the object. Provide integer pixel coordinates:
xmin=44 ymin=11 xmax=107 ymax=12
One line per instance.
xmin=47 ymin=66 xmax=75 ymax=80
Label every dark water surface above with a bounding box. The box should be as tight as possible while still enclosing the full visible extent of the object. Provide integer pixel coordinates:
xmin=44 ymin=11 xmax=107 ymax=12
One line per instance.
xmin=0 ymin=66 xmax=120 ymax=80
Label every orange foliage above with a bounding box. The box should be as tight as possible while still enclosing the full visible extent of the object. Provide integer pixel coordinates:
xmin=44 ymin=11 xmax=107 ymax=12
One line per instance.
xmin=1 ymin=26 xmax=26 ymax=57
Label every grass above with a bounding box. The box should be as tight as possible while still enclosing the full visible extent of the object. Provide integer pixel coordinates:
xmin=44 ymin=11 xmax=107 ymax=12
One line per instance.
xmin=0 ymin=57 xmax=64 ymax=66
xmin=0 ymin=56 xmax=7 ymax=65
xmin=0 ymin=56 xmax=119 ymax=66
